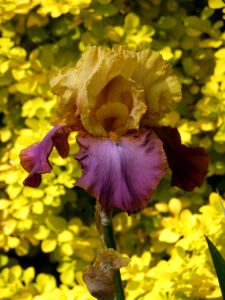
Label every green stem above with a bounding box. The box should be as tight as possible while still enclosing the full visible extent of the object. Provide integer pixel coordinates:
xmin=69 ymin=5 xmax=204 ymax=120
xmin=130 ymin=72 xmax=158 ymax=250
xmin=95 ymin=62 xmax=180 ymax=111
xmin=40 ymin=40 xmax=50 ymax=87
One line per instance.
xmin=101 ymin=210 xmax=125 ymax=300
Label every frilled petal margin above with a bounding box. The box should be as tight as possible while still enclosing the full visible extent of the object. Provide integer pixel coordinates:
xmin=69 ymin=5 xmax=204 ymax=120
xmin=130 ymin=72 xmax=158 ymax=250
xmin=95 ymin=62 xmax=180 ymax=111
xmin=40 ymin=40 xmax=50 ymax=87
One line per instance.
xmin=20 ymin=125 xmax=74 ymax=187
xmin=74 ymin=130 xmax=168 ymax=214
xmin=153 ymin=126 xmax=210 ymax=191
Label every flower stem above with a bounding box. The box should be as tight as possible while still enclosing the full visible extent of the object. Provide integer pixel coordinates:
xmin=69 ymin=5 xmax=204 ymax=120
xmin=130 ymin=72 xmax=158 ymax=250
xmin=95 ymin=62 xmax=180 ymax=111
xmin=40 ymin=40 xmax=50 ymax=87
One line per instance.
xmin=101 ymin=210 xmax=125 ymax=300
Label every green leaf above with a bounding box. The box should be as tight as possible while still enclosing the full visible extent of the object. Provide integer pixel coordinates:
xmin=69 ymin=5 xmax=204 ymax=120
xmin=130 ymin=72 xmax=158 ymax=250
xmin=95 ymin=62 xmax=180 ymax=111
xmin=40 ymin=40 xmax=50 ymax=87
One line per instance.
xmin=201 ymin=7 xmax=214 ymax=20
xmin=94 ymin=3 xmax=118 ymax=17
xmin=157 ymin=16 xmax=177 ymax=30
xmin=51 ymin=16 xmax=72 ymax=36
xmin=217 ymin=189 xmax=225 ymax=218
xmin=124 ymin=13 xmax=140 ymax=30
xmin=205 ymin=235 xmax=225 ymax=299
xmin=208 ymin=0 xmax=225 ymax=9
xmin=214 ymin=122 xmax=225 ymax=143
xmin=45 ymin=215 xmax=67 ymax=232
xmin=27 ymin=28 xmax=49 ymax=43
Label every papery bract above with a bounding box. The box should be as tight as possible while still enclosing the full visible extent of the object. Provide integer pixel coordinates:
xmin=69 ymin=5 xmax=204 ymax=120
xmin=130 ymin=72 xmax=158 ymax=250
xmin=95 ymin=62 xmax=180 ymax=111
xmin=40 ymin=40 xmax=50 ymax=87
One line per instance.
xmin=83 ymin=248 xmax=130 ymax=300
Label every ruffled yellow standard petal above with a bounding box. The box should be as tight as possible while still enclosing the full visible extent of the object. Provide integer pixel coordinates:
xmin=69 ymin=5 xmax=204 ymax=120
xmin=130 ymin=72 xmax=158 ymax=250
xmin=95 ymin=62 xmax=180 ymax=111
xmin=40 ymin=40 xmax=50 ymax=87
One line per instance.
xmin=81 ymin=47 xmax=147 ymax=137
xmin=50 ymin=68 xmax=81 ymax=126
xmin=51 ymin=46 xmax=147 ymax=137
xmin=50 ymin=46 xmax=181 ymax=135
xmin=50 ymin=46 xmax=115 ymax=127
xmin=133 ymin=50 xmax=182 ymax=126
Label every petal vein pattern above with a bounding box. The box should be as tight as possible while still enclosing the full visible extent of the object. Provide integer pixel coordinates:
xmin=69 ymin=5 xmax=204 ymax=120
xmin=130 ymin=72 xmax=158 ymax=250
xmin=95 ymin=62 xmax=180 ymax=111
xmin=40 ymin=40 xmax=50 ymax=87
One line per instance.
xmin=74 ymin=130 xmax=168 ymax=214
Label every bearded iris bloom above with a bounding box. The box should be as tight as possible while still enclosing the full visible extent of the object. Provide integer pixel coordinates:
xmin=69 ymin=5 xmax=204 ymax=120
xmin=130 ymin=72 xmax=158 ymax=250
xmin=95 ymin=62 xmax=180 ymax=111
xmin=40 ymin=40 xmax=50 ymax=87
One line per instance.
xmin=20 ymin=46 xmax=209 ymax=214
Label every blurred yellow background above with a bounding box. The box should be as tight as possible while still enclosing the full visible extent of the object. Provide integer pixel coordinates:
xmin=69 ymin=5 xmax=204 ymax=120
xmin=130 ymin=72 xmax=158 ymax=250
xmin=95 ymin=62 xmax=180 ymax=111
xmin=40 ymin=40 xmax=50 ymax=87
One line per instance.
xmin=0 ymin=0 xmax=225 ymax=299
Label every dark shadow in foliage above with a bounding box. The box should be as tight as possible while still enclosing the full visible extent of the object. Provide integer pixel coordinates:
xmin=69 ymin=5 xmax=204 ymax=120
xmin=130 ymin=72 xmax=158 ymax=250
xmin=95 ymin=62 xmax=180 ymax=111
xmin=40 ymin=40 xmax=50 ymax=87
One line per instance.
xmin=5 ymin=247 xmax=60 ymax=284
xmin=61 ymin=187 xmax=96 ymax=225
xmin=207 ymin=175 xmax=225 ymax=194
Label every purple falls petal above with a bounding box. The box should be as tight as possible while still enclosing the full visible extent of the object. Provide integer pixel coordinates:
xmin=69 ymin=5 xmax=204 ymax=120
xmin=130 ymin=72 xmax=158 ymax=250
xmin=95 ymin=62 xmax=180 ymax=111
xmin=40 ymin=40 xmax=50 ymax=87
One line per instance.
xmin=20 ymin=125 xmax=74 ymax=187
xmin=74 ymin=130 xmax=168 ymax=214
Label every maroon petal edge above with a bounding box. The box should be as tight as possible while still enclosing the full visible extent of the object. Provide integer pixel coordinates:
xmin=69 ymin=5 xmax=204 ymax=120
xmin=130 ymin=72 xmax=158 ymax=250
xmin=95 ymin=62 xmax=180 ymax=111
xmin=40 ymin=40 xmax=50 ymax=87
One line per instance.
xmin=20 ymin=125 xmax=74 ymax=187
xmin=153 ymin=126 xmax=210 ymax=191
xmin=74 ymin=130 xmax=168 ymax=214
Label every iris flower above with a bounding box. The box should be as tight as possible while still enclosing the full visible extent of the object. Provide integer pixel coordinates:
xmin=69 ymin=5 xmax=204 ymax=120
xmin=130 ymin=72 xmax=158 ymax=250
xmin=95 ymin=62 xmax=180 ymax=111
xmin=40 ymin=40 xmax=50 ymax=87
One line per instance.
xmin=20 ymin=46 xmax=209 ymax=214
